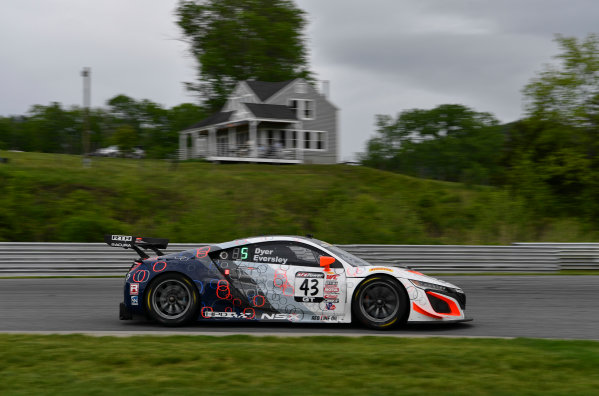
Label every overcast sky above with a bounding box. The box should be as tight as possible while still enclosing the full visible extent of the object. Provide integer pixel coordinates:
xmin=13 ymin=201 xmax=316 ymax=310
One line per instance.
xmin=1 ymin=1 xmax=598 ymax=160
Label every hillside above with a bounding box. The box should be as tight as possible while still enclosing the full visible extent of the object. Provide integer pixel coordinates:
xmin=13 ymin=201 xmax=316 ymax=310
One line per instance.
xmin=0 ymin=152 xmax=595 ymax=244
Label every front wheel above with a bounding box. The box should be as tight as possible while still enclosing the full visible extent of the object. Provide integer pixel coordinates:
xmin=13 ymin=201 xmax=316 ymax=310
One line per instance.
xmin=352 ymin=276 xmax=408 ymax=330
xmin=145 ymin=273 xmax=199 ymax=326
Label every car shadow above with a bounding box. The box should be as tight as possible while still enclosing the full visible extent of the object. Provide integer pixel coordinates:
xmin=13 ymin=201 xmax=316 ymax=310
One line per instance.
xmin=119 ymin=318 xmax=474 ymax=334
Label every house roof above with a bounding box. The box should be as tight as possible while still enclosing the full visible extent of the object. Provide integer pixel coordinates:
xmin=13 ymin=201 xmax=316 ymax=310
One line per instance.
xmin=244 ymin=103 xmax=297 ymax=120
xmin=184 ymin=111 xmax=233 ymax=130
xmin=246 ymin=80 xmax=295 ymax=101
xmin=183 ymin=79 xmax=300 ymax=131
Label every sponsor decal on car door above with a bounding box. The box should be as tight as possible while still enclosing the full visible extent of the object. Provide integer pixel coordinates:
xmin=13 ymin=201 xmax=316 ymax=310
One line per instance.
xmin=282 ymin=243 xmax=346 ymax=322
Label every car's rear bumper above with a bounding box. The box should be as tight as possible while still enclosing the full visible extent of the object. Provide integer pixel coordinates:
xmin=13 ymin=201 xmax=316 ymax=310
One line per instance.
xmin=119 ymin=302 xmax=133 ymax=320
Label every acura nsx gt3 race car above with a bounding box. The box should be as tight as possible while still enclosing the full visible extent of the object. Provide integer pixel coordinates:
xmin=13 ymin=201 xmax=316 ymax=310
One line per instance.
xmin=108 ymin=235 xmax=471 ymax=330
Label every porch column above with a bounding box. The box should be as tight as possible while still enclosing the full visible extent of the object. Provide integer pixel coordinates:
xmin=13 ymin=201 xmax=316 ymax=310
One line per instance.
xmin=249 ymin=120 xmax=257 ymax=158
xmin=285 ymin=129 xmax=291 ymax=149
xmin=208 ymin=128 xmax=216 ymax=156
xmin=179 ymin=132 xmax=187 ymax=160
xmin=228 ymin=127 xmax=235 ymax=154
xmin=295 ymin=122 xmax=304 ymax=162
xmin=191 ymin=130 xmax=199 ymax=159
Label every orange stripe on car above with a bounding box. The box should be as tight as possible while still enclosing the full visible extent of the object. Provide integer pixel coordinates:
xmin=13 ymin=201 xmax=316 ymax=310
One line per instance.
xmin=412 ymin=302 xmax=443 ymax=319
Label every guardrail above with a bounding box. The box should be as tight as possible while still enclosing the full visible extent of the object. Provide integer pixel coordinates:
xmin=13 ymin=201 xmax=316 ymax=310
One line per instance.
xmin=0 ymin=242 xmax=598 ymax=276
xmin=513 ymin=243 xmax=599 ymax=270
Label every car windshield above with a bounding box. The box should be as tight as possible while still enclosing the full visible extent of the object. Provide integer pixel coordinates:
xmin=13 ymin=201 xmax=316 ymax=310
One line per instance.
xmin=312 ymin=239 xmax=371 ymax=267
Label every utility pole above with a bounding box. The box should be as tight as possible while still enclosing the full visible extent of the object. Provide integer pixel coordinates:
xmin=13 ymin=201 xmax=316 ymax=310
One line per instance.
xmin=81 ymin=67 xmax=91 ymax=166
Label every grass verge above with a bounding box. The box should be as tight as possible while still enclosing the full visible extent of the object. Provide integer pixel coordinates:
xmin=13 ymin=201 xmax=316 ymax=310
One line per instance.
xmin=1 ymin=334 xmax=598 ymax=395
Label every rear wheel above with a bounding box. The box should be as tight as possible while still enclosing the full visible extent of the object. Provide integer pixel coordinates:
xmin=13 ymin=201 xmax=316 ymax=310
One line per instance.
xmin=353 ymin=276 xmax=408 ymax=330
xmin=145 ymin=273 xmax=199 ymax=326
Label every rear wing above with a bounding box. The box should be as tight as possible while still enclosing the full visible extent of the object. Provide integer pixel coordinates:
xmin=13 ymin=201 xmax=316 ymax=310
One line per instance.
xmin=104 ymin=234 xmax=169 ymax=259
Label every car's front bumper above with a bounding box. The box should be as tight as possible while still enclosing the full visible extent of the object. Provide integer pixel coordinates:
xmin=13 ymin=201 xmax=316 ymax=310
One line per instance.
xmin=409 ymin=317 xmax=473 ymax=324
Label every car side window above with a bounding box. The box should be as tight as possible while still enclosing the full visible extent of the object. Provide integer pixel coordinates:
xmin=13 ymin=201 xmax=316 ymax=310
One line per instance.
xmin=213 ymin=241 xmax=342 ymax=268
xmin=288 ymin=244 xmax=319 ymax=266
xmin=287 ymin=242 xmax=342 ymax=268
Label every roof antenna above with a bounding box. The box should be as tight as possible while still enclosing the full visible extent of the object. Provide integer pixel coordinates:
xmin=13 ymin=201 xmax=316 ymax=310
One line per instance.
xmin=306 ymin=234 xmax=313 ymax=239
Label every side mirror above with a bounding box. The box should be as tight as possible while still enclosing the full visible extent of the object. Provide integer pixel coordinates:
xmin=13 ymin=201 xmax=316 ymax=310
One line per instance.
xmin=319 ymin=256 xmax=335 ymax=272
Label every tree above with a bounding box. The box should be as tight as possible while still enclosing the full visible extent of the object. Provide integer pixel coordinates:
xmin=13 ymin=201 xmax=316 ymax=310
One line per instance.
xmin=524 ymin=34 xmax=599 ymax=125
xmin=107 ymin=95 xmax=143 ymax=132
xmin=0 ymin=96 xmax=206 ymax=159
xmin=110 ymin=125 xmax=138 ymax=154
xmin=25 ymin=103 xmax=81 ymax=154
xmin=0 ymin=117 xmax=12 ymax=150
xmin=105 ymin=95 xmax=206 ymax=158
xmin=510 ymin=34 xmax=599 ymax=216
xmin=361 ymin=105 xmax=502 ymax=184
xmin=176 ymin=0 xmax=312 ymax=111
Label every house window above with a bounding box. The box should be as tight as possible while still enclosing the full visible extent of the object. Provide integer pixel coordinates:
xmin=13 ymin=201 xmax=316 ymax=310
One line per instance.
xmin=291 ymin=131 xmax=297 ymax=148
xmin=288 ymin=99 xmax=315 ymax=120
xmin=237 ymin=132 xmax=249 ymax=145
xmin=279 ymin=130 xmax=286 ymax=147
xmin=304 ymin=100 xmax=314 ymax=119
xmin=316 ymin=132 xmax=324 ymax=150
xmin=217 ymin=135 xmax=228 ymax=156
xmin=302 ymin=131 xmax=326 ymax=150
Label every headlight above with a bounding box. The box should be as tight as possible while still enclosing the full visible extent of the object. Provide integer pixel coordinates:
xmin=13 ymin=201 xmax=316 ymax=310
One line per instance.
xmin=410 ymin=279 xmax=449 ymax=292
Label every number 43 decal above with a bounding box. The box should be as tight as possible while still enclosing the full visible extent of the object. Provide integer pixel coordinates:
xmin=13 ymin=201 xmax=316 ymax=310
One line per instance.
xmin=299 ymin=279 xmax=320 ymax=296
xmin=294 ymin=272 xmax=324 ymax=302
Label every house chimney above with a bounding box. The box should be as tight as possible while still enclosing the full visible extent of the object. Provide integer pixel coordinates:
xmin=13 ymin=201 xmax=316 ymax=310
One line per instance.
xmin=321 ymin=80 xmax=330 ymax=98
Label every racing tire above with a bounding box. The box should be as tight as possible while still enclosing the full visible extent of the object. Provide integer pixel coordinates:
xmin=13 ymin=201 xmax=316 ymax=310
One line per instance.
xmin=145 ymin=273 xmax=200 ymax=326
xmin=352 ymin=276 xmax=408 ymax=330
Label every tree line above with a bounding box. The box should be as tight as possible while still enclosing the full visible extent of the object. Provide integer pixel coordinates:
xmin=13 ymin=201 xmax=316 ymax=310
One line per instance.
xmin=361 ymin=34 xmax=599 ymax=221
xmin=0 ymin=95 xmax=206 ymax=159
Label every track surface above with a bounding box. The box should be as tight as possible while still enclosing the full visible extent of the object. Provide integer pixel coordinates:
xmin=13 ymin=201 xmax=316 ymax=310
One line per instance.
xmin=1 ymin=276 xmax=598 ymax=339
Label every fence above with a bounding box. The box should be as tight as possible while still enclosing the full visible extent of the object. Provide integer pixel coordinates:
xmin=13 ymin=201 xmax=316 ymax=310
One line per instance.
xmin=0 ymin=242 xmax=598 ymax=277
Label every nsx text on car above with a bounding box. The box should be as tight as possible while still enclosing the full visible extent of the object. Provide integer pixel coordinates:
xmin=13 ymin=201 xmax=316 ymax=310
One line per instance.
xmin=108 ymin=235 xmax=471 ymax=329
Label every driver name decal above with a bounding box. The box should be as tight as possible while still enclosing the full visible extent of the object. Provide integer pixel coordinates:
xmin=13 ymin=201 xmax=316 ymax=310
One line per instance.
xmin=252 ymin=247 xmax=288 ymax=264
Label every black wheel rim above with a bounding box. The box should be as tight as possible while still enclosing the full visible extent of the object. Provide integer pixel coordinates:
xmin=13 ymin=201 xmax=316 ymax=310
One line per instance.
xmin=152 ymin=279 xmax=192 ymax=320
xmin=359 ymin=281 xmax=400 ymax=323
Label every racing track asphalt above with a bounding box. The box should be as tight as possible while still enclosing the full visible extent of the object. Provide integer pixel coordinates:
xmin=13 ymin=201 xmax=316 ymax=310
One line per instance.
xmin=0 ymin=276 xmax=598 ymax=340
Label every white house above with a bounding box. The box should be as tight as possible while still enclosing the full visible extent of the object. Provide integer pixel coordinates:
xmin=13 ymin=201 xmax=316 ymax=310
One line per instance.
xmin=179 ymin=79 xmax=338 ymax=164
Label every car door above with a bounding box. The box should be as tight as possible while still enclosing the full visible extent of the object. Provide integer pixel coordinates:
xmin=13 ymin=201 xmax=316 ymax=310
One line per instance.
xmin=283 ymin=242 xmax=347 ymax=322
xmin=207 ymin=243 xmax=278 ymax=319
xmin=209 ymin=240 xmax=347 ymax=322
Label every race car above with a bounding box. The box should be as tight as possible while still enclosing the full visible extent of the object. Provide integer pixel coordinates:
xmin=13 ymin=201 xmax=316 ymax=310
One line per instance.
xmin=107 ymin=235 xmax=471 ymax=329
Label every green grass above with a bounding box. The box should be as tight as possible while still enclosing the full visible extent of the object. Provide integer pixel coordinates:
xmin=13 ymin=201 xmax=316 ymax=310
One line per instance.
xmin=1 ymin=151 xmax=599 ymax=244
xmin=0 ymin=334 xmax=598 ymax=395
